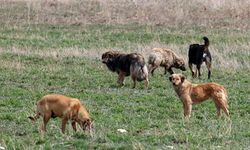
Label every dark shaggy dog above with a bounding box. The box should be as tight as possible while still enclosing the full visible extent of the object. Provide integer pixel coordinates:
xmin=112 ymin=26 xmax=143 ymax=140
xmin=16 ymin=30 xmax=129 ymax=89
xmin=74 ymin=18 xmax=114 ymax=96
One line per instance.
xmin=102 ymin=51 xmax=149 ymax=88
xmin=188 ymin=37 xmax=212 ymax=79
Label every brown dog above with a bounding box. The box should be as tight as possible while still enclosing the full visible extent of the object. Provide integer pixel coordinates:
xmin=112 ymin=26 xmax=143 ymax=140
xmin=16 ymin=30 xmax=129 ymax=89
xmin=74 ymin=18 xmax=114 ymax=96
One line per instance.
xmin=169 ymin=74 xmax=229 ymax=119
xmin=29 ymin=94 xmax=93 ymax=133
xmin=148 ymin=48 xmax=186 ymax=76
xmin=102 ymin=51 xmax=149 ymax=88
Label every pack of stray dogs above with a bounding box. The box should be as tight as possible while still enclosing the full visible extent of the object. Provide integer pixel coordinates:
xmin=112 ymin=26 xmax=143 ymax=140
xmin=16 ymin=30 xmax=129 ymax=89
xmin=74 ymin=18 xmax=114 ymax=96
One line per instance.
xmin=29 ymin=37 xmax=229 ymax=134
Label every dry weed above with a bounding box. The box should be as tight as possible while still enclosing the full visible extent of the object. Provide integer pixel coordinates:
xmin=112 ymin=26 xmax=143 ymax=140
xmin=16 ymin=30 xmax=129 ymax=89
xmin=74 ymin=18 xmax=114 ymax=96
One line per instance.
xmin=1 ymin=0 xmax=250 ymax=28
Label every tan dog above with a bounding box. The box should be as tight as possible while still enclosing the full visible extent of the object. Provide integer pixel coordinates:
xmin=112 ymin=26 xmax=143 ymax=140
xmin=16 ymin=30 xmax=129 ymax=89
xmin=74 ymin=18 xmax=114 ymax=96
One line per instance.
xmin=148 ymin=48 xmax=186 ymax=76
xmin=169 ymin=74 xmax=229 ymax=119
xmin=29 ymin=94 xmax=93 ymax=133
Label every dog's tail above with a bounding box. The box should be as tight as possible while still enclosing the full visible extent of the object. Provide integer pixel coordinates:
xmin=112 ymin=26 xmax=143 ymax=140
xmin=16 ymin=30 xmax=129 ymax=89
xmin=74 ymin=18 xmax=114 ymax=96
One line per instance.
xmin=203 ymin=36 xmax=209 ymax=48
xmin=138 ymin=64 xmax=149 ymax=81
xmin=217 ymin=86 xmax=230 ymax=116
xmin=132 ymin=62 xmax=148 ymax=81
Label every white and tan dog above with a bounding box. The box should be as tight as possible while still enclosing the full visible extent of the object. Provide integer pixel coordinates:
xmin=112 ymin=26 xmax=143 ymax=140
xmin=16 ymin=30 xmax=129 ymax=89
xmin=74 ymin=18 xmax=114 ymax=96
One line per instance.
xmin=29 ymin=94 xmax=93 ymax=133
xmin=148 ymin=48 xmax=186 ymax=76
xmin=169 ymin=74 xmax=229 ymax=119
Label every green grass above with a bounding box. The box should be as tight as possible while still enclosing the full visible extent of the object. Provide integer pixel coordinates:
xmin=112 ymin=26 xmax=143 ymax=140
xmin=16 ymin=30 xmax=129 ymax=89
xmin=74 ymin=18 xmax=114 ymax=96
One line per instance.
xmin=1 ymin=24 xmax=250 ymax=50
xmin=0 ymin=24 xmax=250 ymax=149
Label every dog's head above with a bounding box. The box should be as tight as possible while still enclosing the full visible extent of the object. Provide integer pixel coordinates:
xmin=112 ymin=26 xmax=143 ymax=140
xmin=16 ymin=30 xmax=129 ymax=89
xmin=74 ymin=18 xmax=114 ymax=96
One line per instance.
xmin=169 ymin=74 xmax=186 ymax=86
xmin=101 ymin=51 xmax=121 ymax=64
xmin=79 ymin=118 xmax=93 ymax=131
xmin=76 ymin=107 xmax=94 ymax=132
xmin=174 ymin=58 xmax=186 ymax=71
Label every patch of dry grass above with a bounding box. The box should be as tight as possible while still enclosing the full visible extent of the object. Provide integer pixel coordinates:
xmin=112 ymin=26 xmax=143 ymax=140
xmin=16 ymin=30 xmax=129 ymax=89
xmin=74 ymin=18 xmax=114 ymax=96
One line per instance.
xmin=1 ymin=38 xmax=249 ymax=70
xmin=1 ymin=0 xmax=250 ymax=29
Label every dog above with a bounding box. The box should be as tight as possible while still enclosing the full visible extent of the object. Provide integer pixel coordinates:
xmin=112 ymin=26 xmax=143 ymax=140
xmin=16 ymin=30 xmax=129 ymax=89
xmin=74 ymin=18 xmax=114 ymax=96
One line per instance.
xmin=188 ymin=36 xmax=212 ymax=79
xmin=101 ymin=51 xmax=149 ymax=88
xmin=148 ymin=48 xmax=186 ymax=76
xmin=29 ymin=94 xmax=93 ymax=133
xmin=169 ymin=74 xmax=229 ymax=119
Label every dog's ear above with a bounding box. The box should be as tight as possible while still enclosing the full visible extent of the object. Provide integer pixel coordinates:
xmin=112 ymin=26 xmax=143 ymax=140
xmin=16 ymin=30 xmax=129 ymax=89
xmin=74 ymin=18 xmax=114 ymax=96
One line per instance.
xmin=180 ymin=75 xmax=185 ymax=83
xmin=169 ymin=76 xmax=172 ymax=81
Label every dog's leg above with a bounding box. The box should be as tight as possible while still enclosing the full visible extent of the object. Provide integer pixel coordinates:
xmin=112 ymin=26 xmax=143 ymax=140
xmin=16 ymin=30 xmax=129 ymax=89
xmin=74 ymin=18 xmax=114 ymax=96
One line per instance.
xmin=144 ymin=77 xmax=149 ymax=89
xmin=216 ymin=100 xmax=229 ymax=117
xmin=189 ymin=63 xmax=195 ymax=77
xmin=149 ymin=65 xmax=157 ymax=76
xmin=214 ymin=95 xmax=229 ymax=117
xmin=220 ymin=103 xmax=230 ymax=117
xmin=130 ymin=69 xmax=137 ymax=88
xmin=214 ymin=102 xmax=221 ymax=118
xmin=195 ymin=69 xmax=198 ymax=78
xmin=151 ymin=68 xmax=156 ymax=76
xmin=197 ymin=64 xmax=201 ymax=78
xmin=132 ymin=76 xmax=136 ymax=88
xmin=41 ymin=113 xmax=51 ymax=132
xmin=117 ymin=72 xmax=125 ymax=86
xmin=205 ymin=60 xmax=212 ymax=79
xmin=71 ymin=121 xmax=77 ymax=132
xmin=183 ymin=101 xmax=192 ymax=119
xmin=164 ymin=67 xmax=167 ymax=74
xmin=61 ymin=117 xmax=69 ymax=134
xmin=148 ymin=64 xmax=153 ymax=76
xmin=167 ymin=67 xmax=174 ymax=74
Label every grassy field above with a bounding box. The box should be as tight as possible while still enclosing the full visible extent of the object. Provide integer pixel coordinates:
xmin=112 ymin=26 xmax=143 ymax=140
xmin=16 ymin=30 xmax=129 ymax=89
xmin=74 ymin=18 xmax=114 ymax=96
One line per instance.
xmin=0 ymin=24 xmax=249 ymax=149
xmin=0 ymin=1 xmax=250 ymax=150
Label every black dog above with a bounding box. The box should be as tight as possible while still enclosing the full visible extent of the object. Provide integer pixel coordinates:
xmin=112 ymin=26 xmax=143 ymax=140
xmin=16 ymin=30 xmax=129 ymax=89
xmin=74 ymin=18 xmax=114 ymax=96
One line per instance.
xmin=188 ymin=37 xmax=212 ymax=79
xmin=101 ymin=51 xmax=149 ymax=88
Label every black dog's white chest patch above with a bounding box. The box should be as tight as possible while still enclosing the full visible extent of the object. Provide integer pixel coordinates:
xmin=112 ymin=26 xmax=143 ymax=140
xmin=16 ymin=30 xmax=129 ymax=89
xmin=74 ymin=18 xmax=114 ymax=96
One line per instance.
xmin=203 ymin=53 xmax=207 ymax=58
